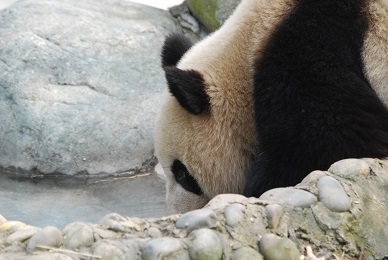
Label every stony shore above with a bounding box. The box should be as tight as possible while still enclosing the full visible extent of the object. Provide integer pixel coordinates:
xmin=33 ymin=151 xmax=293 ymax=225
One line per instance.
xmin=1 ymin=158 xmax=387 ymax=260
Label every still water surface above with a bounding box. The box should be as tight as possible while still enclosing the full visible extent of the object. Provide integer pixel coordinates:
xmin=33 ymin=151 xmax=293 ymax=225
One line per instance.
xmin=0 ymin=172 xmax=166 ymax=228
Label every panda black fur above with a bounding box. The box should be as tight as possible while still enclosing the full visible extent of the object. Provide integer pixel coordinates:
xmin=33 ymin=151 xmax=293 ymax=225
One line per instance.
xmin=244 ymin=0 xmax=388 ymax=196
xmin=155 ymin=0 xmax=388 ymax=214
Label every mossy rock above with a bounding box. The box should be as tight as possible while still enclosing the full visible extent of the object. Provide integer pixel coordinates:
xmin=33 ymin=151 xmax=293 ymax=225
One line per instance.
xmin=186 ymin=0 xmax=241 ymax=31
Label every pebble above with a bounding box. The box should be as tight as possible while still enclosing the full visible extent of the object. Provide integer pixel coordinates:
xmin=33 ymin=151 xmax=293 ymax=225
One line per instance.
xmin=317 ymin=176 xmax=351 ymax=212
xmin=6 ymin=226 xmax=40 ymax=244
xmin=93 ymin=242 xmax=126 ymax=260
xmin=205 ymin=194 xmax=249 ymax=210
xmin=142 ymin=237 xmax=189 ymax=260
xmin=176 ymin=209 xmax=217 ymax=232
xmin=265 ymin=204 xmax=284 ymax=229
xmin=100 ymin=213 xmax=142 ymax=232
xmin=92 ymin=240 xmax=139 ymax=260
xmin=231 ymin=247 xmax=263 ymax=260
xmin=93 ymin=226 xmax=121 ymax=240
xmin=63 ymin=222 xmax=94 ymax=249
xmin=259 ymin=233 xmax=299 ymax=260
xmin=188 ymin=229 xmax=223 ymax=260
xmin=301 ymin=170 xmax=327 ymax=184
xmin=259 ymin=188 xmax=317 ymax=208
xmin=26 ymin=226 xmax=63 ymax=252
xmin=224 ymin=203 xmax=245 ymax=227
xmin=328 ymin=159 xmax=370 ymax=179
xmin=148 ymin=227 xmax=162 ymax=238
xmin=100 ymin=213 xmax=127 ymax=227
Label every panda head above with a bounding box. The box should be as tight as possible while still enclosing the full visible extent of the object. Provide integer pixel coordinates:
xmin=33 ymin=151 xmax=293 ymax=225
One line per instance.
xmin=154 ymin=0 xmax=301 ymax=214
xmin=154 ymin=0 xmax=388 ymax=214
xmin=154 ymin=30 xmax=258 ymax=214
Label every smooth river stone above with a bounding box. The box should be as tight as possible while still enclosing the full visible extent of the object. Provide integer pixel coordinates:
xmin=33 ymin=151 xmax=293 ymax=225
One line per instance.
xmin=259 ymin=233 xmax=299 ymax=260
xmin=301 ymin=170 xmax=328 ymax=184
xmin=231 ymin=247 xmax=263 ymax=260
xmin=259 ymin=188 xmax=317 ymax=208
xmin=188 ymin=229 xmax=223 ymax=260
xmin=63 ymin=222 xmax=94 ymax=249
xmin=6 ymin=227 xmax=40 ymax=244
xmin=142 ymin=237 xmax=189 ymax=260
xmin=100 ymin=213 xmax=142 ymax=232
xmin=27 ymin=226 xmax=63 ymax=252
xmin=93 ymin=240 xmax=140 ymax=260
xmin=265 ymin=204 xmax=284 ymax=229
xmin=176 ymin=209 xmax=217 ymax=232
xmin=148 ymin=227 xmax=162 ymax=238
xmin=317 ymin=176 xmax=351 ymax=212
xmin=328 ymin=159 xmax=370 ymax=178
xmin=224 ymin=203 xmax=245 ymax=227
xmin=92 ymin=241 xmax=126 ymax=260
xmin=205 ymin=194 xmax=249 ymax=210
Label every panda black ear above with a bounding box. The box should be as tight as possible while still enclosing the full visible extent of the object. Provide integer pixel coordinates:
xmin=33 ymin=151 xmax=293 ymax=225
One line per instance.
xmin=161 ymin=33 xmax=193 ymax=67
xmin=164 ymin=66 xmax=210 ymax=115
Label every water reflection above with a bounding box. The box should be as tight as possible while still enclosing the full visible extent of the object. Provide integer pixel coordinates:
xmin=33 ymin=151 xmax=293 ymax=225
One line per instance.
xmin=0 ymin=172 xmax=166 ymax=228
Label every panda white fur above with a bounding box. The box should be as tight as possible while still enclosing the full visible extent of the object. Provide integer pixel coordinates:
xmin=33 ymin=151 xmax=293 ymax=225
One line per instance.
xmin=154 ymin=0 xmax=388 ymax=214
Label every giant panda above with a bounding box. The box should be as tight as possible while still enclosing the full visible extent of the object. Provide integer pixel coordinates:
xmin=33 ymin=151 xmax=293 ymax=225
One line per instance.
xmin=154 ymin=0 xmax=388 ymax=214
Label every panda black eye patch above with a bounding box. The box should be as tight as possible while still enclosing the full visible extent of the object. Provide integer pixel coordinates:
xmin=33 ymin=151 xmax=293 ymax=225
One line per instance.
xmin=171 ymin=160 xmax=203 ymax=195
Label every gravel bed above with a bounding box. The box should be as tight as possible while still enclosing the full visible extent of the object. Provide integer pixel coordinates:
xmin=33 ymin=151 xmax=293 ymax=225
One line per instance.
xmin=1 ymin=158 xmax=388 ymax=260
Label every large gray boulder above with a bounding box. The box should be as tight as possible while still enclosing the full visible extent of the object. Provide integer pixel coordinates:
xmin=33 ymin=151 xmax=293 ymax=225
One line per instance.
xmin=0 ymin=0 xmax=182 ymax=175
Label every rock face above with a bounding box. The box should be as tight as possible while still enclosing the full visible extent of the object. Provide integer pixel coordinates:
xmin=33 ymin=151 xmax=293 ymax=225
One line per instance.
xmin=0 ymin=0 xmax=182 ymax=175
xmin=1 ymin=159 xmax=388 ymax=259
xmin=186 ymin=0 xmax=241 ymax=31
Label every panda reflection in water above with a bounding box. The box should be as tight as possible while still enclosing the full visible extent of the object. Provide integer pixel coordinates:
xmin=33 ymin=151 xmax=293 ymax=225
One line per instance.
xmin=154 ymin=0 xmax=388 ymax=214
